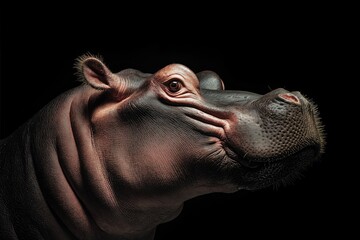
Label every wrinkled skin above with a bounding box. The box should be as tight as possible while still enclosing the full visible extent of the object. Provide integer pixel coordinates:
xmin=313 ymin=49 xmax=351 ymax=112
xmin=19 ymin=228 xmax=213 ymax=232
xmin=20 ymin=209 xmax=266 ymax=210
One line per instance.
xmin=0 ymin=55 xmax=324 ymax=240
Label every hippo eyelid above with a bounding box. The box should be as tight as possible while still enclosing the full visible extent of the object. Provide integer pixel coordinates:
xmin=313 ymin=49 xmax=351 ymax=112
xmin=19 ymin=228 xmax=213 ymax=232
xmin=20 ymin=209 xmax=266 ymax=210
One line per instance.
xmin=164 ymin=77 xmax=184 ymax=85
xmin=164 ymin=73 xmax=186 ymax=82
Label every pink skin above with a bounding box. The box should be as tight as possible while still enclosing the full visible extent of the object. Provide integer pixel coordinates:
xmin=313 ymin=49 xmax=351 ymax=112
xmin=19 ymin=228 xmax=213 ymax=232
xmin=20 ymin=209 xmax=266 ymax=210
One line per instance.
xmin=2 ymin=56 xmax=323 ymax=240
xmin=30 ymin=58 xmax=242 ymax=239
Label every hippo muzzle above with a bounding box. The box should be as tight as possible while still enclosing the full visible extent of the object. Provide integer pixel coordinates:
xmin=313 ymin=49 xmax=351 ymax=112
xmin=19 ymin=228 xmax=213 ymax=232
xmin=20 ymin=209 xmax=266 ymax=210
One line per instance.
xmin=196 ymin=73 xmax=325 ymax=190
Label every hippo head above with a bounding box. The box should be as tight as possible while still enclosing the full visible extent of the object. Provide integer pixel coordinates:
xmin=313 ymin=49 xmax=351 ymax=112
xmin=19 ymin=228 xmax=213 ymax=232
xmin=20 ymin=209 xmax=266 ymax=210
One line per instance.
xmin=76 ymin=55 xmax=325 ymax=236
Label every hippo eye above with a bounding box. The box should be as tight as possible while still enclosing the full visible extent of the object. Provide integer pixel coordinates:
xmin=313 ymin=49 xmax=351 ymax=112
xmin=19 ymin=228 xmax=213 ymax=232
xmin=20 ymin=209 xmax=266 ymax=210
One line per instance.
xmin=167 ymin=79 xmax=182 ymax=93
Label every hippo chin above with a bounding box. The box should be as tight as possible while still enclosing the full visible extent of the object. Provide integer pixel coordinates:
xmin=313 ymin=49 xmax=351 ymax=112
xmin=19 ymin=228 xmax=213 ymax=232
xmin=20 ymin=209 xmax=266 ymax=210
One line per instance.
xmin=0 ymin=55 xmax=325 ymax=240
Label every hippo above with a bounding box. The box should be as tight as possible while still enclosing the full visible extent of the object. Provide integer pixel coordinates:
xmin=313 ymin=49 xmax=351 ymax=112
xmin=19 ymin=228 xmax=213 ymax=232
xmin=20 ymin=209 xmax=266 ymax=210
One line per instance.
xmin=0 ymin=55 xmax=325 ymax=240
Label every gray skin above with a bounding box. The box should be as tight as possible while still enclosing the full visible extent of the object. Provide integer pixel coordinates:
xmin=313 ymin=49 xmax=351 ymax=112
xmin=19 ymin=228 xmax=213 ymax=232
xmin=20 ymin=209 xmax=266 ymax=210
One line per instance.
xmin=0 ymin=55 xmax=324 ymax=240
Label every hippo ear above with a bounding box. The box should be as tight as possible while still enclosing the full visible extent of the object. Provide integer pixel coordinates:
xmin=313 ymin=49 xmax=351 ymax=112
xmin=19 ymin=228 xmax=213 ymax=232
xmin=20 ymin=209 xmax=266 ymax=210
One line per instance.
xmin=76 ymin=55 xmax=119 ymax=90
xmin=197 ymin=71 xmax=225 ymax=90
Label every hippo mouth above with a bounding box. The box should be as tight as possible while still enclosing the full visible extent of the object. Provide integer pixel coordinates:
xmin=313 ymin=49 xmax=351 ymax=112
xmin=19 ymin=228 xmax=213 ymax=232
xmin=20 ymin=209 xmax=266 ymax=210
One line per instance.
xmin=224 ymin=143 xmax=321 ymax=189
xmin=232 ymin=142 xmax=320 ymax=167
xmin=226 ymin=141 xmax=319 ymax=168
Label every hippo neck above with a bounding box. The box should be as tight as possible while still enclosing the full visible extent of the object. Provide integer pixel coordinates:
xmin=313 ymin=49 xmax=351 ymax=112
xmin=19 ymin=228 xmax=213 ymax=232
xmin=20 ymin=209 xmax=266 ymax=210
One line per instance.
xmin=0 ymin=86 xmax=155 ymax=240
xmin=26 ymin=86 xmax=157 ymax=239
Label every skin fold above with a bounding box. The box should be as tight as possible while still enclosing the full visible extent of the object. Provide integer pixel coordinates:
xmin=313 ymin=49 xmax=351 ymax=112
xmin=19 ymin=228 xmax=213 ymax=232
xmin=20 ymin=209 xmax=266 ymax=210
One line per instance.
xmin=0 ymin=55 xmax=325 ymax=240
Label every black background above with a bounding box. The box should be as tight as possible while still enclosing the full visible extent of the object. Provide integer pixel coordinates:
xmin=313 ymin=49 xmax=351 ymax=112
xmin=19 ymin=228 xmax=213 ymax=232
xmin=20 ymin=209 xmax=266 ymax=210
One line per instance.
xmin=0 ymin=4 xmax=354 ymax=239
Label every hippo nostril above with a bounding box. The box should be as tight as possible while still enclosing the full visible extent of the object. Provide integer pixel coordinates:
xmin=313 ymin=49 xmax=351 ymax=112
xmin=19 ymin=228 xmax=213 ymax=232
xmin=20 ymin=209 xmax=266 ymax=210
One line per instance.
xmin=278 ymin=93 xmax=301 ymax=105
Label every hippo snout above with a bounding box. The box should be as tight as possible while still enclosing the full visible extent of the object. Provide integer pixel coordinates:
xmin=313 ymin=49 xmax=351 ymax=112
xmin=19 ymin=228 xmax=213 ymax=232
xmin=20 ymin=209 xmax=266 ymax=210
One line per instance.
xmin=221 ymin=87 xmax=324 ymax=189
